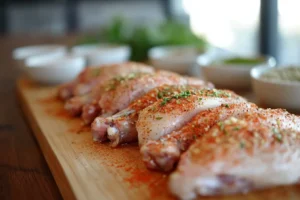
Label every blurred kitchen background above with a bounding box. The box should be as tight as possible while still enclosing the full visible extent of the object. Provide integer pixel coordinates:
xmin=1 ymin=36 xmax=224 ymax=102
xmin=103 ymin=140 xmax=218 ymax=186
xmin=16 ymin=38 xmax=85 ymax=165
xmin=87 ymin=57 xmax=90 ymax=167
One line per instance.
xmin=1 ymin=0 xmax=300 ymax=64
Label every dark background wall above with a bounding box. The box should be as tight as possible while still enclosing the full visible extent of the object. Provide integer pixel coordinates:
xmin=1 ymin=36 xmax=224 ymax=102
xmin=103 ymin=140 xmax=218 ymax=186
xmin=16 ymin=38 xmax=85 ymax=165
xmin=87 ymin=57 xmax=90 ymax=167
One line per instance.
xmin=1 ymin=0 xmax=188 ymax=35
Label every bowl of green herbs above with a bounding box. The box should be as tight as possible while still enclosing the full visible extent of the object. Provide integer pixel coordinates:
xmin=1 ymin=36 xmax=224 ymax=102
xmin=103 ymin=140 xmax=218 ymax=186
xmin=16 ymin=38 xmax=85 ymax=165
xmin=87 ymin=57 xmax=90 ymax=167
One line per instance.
xmin=198 ymin=55 xmax=276 ymax=90
xmin=251 ymin=65 xmax=300 ymax=110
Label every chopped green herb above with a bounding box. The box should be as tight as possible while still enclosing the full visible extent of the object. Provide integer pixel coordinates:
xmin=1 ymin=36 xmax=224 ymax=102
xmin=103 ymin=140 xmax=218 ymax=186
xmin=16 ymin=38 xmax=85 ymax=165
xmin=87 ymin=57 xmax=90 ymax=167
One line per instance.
xmin=272 ymin=128 xmax=282 ymax=142
xmin=225 ymin=104 xmax=229 ymax=108
xmin=160 ymin=90 xmax=192 ymax=106
xmin=225 ymin=93 xmax=231 ymax=97
xmin=176 ymin=90 xmax=191 ymax=98
xmin=104 ymin=73 xmax=141 ymax=91
xmin=212 ymin=90 xmax=219 ymax=97
xmin=204 ymin=89 xmax=232 ymax=98
xmin=276 ymin=119 xmax=281 ymax=127
xmin=157 ymin=92 xmax=163 ymax=99
xmin=105 ymin=84 xmax=116 ymax=91
xmin=156 ymin=116 xmax=163 ymax=120
xmin=233 ymin=127 xmax=240 ymax=131
xmin=150 ymin=106 xmax=157 ymax=112
xmin=160 ymin=97 xmax=170 ymax=106
xmin=240 ymin=141 xmax=245 ymax=149
xmin=217 ymin=122 xmax=224 ymax=131
xmin=127 ymin=72 xmax=137 ymax=79
xmin=198 ymin=97 xmax=202 ymax=101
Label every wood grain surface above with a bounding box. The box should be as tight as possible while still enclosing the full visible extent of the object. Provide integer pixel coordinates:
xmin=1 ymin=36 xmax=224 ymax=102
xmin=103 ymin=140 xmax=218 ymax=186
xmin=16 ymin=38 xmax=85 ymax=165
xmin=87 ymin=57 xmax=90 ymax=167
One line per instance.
xmin=17 ymin=79 xmax=172 ymax=200
xmin=17 ymin=77 xmax=300 ymax=200
xmin=0 ymin=36 xmax=76 ymax=200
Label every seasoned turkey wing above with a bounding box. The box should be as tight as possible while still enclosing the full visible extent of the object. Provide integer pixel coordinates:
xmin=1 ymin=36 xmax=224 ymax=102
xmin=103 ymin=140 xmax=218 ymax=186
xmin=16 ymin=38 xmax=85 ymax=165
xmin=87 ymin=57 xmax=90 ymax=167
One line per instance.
xmin=58 ymin=67 xmax=101 ymax=101
xmin=81 ymin=71 xmax=204 ymax=124
xmin=91 ymin=72 xmax=209 ymax=142
xmin=136 ymin=89 xmax=247 ymax=146
xmin=58 ymin=62 xmax=154 ymax=101
xmin=64 ymin=64 xmax=155 ymax=116
xmin=91 ymin=83 xmax=214 ymax=147
xmin=99 ymin=71 xmax=190 ymax=116
xmin=141 ymin=102 xmax=257 ymax=172
xmin=169 ymin=108 xmax=300 ymax=199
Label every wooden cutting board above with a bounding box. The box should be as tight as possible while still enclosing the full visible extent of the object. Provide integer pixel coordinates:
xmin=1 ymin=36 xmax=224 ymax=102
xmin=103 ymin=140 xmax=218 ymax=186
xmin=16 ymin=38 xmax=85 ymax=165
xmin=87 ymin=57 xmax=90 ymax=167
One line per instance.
xmin=17 ymin=78 xmax=300 ymax=200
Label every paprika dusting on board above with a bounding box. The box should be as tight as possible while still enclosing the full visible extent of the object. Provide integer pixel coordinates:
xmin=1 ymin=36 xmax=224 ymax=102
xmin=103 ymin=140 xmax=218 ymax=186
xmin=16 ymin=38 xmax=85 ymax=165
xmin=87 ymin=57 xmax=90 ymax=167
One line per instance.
xmin=67 ymin=123 xmax=90 ymax=134
xmin=125 ymin=169 xmax=154 ymax=185
xmin=34 ymin=86 xmax=174 ymax=199
xmin=44 ymin=106 xmax=71 ymax=119
xmin=73 ymin=137 xmax=174 ymax=199
xmin=37 ymin=93 xmax=72 ymax=119
xmin=36 ymin=95 xmax=58 ymax=104
xmin=124 ymin=168 xmax=173 ymax=199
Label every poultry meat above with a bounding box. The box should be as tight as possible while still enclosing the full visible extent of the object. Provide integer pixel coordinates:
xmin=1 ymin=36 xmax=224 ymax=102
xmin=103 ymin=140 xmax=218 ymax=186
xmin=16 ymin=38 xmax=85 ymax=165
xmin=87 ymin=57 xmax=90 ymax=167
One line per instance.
xmin=169 ymin=108 xmax=300 ymax=199
xmin=92 ymin=72 xmax=211 ymax=142
xmin=141 ymin=102 xmax=257 ymax=171
xmin=54 ymin=61 xmax=300 ymax=199
xmin=91 ymin=84 xmax=214 ymax=147
xmin=64 ymin=64 xmax=155 ymax=116
xmin=136 ymin=89 xmax=247 ymax=146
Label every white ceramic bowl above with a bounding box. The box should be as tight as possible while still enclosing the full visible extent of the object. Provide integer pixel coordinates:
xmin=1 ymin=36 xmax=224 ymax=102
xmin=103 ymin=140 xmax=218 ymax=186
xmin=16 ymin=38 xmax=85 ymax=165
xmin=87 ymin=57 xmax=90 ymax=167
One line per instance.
xmin=198 ymin=55 xmax=276 ymax=90
xmin=24 ymin=54 xmax=85 ymax=85
xmin=71 ymin=44 xmax=130 ymax=66
xmin=148 ymin=45 xmax=203 ymax=74
xmin=251 ymin=65 xmax=300 ymax=110
xmin=12 ymin=45 xmax=67 ymax=69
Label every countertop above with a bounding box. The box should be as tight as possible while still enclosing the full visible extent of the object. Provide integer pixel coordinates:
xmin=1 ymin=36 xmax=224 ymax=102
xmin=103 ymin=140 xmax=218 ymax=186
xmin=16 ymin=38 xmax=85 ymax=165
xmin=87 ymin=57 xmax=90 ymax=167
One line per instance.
xmin=0 ymin=35 xmax=80 ymax=200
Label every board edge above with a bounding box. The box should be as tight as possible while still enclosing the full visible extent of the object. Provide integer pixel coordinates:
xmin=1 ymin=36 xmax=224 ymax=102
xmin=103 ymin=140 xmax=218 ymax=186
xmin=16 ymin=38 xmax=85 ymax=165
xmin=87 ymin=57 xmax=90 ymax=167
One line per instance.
xmin=16 ymin=79 xmax=77 ymax=200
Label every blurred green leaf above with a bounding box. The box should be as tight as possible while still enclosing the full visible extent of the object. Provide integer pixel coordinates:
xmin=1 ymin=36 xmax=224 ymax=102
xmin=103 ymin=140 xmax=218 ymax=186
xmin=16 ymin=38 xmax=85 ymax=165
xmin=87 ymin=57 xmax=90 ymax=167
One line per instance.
xmin=101 ymin=16 xmax=129 ymax=44
xmin=77 ymin=17 xmax=207 ymax=61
